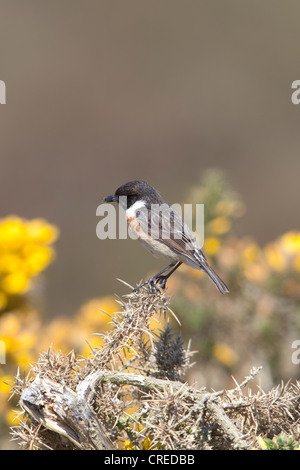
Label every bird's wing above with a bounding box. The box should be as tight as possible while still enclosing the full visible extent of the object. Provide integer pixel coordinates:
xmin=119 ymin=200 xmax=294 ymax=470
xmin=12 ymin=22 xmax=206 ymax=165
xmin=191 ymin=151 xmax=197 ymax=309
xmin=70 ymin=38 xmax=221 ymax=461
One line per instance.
xmin=135 ymin=204 xmax=229 ymax=293
xmin=136 ymin=203 xmax=207 ymax=266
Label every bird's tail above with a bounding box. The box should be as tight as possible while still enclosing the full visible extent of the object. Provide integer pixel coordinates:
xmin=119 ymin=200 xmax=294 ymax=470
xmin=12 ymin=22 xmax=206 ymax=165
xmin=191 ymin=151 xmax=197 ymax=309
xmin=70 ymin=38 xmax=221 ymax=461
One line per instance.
xmin=202 ymin=263 xmax=229 ymax=294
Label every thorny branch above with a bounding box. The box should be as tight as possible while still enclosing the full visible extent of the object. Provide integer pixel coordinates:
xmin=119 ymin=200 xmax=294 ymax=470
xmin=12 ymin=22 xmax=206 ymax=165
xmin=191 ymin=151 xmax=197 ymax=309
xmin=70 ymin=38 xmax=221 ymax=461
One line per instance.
xmin=9 ymin=283 xmax=300 ymax=450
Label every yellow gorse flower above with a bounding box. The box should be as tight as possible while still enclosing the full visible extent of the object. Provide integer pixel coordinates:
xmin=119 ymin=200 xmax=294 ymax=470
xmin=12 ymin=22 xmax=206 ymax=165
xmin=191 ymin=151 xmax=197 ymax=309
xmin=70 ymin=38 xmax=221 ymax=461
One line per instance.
xmin=280 ymin=232 xmax=300 ymax=255
xmin=1 ymin=272 xmax=29 ymax=295
xmin=204 ymin=237 xmax=221 ymax=256
xmin=242 ymin=242 xmax=260 ymax=263
xmin=262 ymin=232 xmax=300 ymax=274
xmin=242 ymin=232 xmax=300 ymax=285
xmin=213 ymin=341 xmax=238 ymax=367
xmin=125 ymin=440 xmax=134 ymax=450
xmin=209 ymin=216 xmax=231 ymax=236
xmin=26 ymin=218 xmax=59 ymax=244
xmin=264 ymin=243 xmax=287 ymax=272
xmin=142 ymin=437 xmax=152 ymax=450
xmin=0 ymin=216 xmax=59 ymax=303
xmin=256 ymin=436 xmax=268 ymax=450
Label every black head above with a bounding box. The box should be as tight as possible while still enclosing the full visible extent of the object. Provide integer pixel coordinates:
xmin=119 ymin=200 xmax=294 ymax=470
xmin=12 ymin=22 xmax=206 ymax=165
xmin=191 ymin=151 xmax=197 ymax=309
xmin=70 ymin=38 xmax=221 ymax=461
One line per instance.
xmin=104 ymin=180 xmax=163 ymax=208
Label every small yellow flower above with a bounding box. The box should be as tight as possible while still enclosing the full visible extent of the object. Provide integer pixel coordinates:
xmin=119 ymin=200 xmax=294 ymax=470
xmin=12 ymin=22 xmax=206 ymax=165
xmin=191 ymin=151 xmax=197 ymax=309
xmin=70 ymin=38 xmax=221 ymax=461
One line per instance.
xmin=215 ymin=200 xmax=234 ymax=216
xmin=264 ymin=244 xmax=286 ymax=272
xmin=0 ymin=217 xmax=28 ymax=250
xmin=213 ymin=342 xmax=238 ymax=367
xmin=209 ymin=216 xmax=231 ymax=236
xmin=26 ymin=219 xmax=59 ymax=244
xmin=242 ymin=242 xmax=260 ymax=263
xmin=125 ymin=440 xmax=134 ymax=450
xmin=142 ymin=437 xmax=152 ymax=450
xmin=205 ymin=237 xmax=221 ymax=256
xmin=24 ymin=245 xmax=54 ymax=275
xmin=1 ymin=271 xmax=29 ymax=295
xmin=280 ymin=231 xmax=300 ymax=255
xmin=0 ymin=253 xmax=22 ymax=275
xmin=256 ymin=436 xmax=268 ymax=449
xmin=215 ymin=200 xmax=244 ymax=217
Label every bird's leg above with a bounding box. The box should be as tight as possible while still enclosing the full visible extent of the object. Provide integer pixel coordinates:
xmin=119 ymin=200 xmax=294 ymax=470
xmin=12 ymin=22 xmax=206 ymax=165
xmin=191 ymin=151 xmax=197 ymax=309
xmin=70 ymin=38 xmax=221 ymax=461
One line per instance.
xmin=133 ymin=263 xmax=177 ymax=292
xmin=155 ymin=262 xmax=182 ymax=289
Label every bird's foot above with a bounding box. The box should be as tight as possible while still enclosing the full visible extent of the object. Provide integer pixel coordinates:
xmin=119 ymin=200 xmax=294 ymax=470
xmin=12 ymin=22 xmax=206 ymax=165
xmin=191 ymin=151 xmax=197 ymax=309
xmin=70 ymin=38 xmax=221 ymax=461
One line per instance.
xmin=133 ymin=275 xmax=167 ymax=293
xmin=154 ymin=274 xmax=168 ymax=290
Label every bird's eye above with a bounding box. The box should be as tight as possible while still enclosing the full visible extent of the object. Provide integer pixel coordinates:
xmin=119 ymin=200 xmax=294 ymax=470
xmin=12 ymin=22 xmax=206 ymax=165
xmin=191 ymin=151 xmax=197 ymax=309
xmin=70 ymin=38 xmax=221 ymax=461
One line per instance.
xmin=136 ymin=210 xmax=140 ymax=217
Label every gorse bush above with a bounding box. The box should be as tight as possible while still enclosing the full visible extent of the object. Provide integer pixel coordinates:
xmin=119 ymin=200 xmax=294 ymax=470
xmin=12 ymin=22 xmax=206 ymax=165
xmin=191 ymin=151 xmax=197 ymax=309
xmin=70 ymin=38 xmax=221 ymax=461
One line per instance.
xmin=9 ymin=287 xmax=300 ymax=450
xmin=166 ymin=171 xmax=300 ymax=389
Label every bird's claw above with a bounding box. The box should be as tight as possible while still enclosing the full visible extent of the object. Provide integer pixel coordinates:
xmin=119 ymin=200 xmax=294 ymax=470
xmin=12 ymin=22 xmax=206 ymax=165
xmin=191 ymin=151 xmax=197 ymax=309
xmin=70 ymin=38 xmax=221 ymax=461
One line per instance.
xmin=133 ymin=275 xmax=167 ymax=293
xmin=154 ymin=275 xmax=167 ymax=290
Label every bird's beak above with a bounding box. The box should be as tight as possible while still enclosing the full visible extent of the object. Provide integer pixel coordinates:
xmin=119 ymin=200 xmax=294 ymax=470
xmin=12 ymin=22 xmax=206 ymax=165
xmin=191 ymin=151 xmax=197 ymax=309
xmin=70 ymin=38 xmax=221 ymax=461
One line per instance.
xmin=103 ymin=194 xmax=119 ymax=203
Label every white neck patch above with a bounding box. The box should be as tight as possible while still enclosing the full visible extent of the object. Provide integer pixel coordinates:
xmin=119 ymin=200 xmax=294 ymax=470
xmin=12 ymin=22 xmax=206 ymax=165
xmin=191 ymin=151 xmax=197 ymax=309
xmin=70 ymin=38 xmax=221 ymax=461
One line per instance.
xmin=126 ymin=200 xmax=147 ymax=217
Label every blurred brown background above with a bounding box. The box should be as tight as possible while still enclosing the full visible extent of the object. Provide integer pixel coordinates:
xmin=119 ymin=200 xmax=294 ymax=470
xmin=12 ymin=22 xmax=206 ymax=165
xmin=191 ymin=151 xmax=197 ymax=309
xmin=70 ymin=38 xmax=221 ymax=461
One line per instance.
xmin=0 ymin=0 xmax=299 ymax=317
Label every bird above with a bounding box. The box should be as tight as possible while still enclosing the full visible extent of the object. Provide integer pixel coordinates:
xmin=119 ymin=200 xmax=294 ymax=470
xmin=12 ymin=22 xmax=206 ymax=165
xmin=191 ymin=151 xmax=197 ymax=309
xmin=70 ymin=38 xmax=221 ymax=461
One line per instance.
xmin=104 ymin=180 xmax=229 ymax=294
